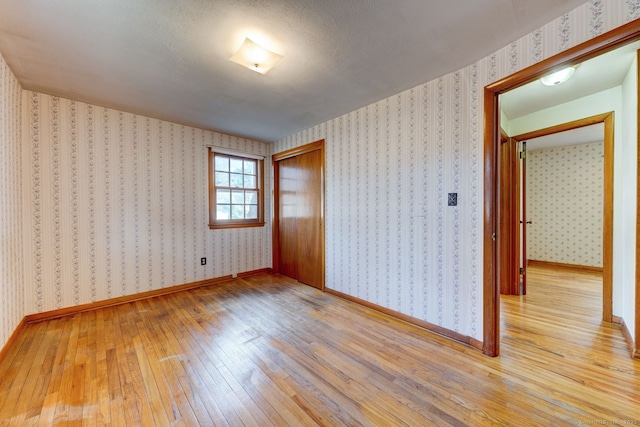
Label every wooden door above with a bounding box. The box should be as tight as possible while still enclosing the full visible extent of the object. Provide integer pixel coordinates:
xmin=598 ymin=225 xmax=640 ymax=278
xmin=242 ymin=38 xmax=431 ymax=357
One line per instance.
xmin=295 ymin=149 xmax=323 ymax=287
xmin=273 ymin=140 xmax=325 ymax=290
xmin=520 ymin=141 xmax=528 ymax=295
xmin=499 ymin=134 xmax=520 ymax=295
xmin=278 ymin=156 xmax=299 ymax=280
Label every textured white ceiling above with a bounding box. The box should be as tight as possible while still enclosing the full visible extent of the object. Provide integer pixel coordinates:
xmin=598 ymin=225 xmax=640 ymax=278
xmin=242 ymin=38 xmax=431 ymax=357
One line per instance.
xmin=0 ymin=0 xmax=587 ymax=142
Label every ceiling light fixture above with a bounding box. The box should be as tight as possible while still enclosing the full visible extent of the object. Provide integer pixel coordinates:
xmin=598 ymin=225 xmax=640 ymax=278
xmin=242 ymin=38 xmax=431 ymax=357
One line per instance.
xmin=540 ymin=66 xmax=577 ymax=86
xmin=229 ymin=38 xmax=282 ymax=75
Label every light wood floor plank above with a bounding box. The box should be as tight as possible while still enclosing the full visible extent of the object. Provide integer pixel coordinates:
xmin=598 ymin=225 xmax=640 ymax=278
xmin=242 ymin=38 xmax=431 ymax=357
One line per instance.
xmin=167 ymin=292 xmax=289 ymax=426
xmin=157 ymin=298 xmax=259 ymax=425
xmin=93 ymin=309 xmax=111 ymax=426
xmin=135 ymin=297 xmax=219 ymax=426
xmin=144 ymin=296 xmax=241 ymax=426
xmin=7 ymin=320 xmax=61 ymax=423
xmin=0 ymin=322 xmax=49 ymax=422
xmin=130 ymin=301 xmax=190 ymax=426
xmin=1 ymin=266 xmax=639 ymax=426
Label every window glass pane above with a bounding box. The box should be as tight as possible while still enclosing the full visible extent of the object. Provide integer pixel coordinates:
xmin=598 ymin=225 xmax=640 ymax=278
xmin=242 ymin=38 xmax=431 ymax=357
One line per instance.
xmin=245 ymin=190 xmax=257 ymax=205
xmin=244 ymin=175 xmax=256 ymax=189
xmin=231 ymin=205 xmax=245 ymax=219
xmin=215 ymin=171 xmax=229 ymax=187
xmin=244 ymin=160 xmax=256 ymax=175
xmin=230 ymin=173 xmax=243 ymax=188
xmin=210 ymin=152 xmax=263 ymax=227
xmin=231 ymin=190 xmax=244 ymax=204
xmin=216 ymin=189 xmax=231 ymax=204
xmin=230 ymin=158 xmax=244 ymax=173
xmin=245 ymin=205 xmax=258 ymax=219
xmin=215 ymin=155 xmax=229 ymax=172
xmin=216 ymin=205 xmax=230 ymax=220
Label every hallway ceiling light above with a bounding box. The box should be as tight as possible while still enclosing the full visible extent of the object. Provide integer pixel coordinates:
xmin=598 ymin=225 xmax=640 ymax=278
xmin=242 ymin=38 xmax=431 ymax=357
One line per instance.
xmin=229 ymin=38 xmax=282 ymax=75
xmin=540 ymin=66 xmax=577 ymax=86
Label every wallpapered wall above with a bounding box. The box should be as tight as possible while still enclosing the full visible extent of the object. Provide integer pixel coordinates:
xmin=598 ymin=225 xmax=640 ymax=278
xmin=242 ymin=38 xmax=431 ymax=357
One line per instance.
xmin=22 ymin=92 xmax=272 ymax=313
xmin=527 ymin=142 xmax=604 ymax=267
xmin=0 ymin=54 xmax=24 ymax=347
xmin=273 ymin=0 xmax=640 ymax=340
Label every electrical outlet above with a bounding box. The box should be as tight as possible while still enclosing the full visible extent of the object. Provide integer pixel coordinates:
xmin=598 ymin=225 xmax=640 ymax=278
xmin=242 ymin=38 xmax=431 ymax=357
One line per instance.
xmin=232 ymin=273 xmax=238 ymax=279
xmin=200 ymin=257 xmax=206 ymax=265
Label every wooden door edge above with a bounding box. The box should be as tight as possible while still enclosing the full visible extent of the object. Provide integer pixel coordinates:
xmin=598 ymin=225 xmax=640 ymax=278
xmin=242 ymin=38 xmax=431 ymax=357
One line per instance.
xmin=636 ymin=49 xmax=640 ymax=357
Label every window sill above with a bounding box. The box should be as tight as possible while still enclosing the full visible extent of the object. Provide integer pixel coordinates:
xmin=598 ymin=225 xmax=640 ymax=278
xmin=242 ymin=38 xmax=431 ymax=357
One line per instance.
xmin=209 ymin=222 xmax=266 ymax=230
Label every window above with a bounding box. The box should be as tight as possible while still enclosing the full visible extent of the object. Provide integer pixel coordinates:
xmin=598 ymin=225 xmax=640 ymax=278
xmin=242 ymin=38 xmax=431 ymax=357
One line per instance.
xmin=208 ymin=150 xmax=265 ymax=229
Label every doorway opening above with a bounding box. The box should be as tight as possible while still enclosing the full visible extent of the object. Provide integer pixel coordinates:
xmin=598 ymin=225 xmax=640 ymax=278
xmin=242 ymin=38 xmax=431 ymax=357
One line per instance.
xmin=483 ymin=20 xmax=640 ymax=357
xmin=502 ymin=114 xmax=613 ymax=320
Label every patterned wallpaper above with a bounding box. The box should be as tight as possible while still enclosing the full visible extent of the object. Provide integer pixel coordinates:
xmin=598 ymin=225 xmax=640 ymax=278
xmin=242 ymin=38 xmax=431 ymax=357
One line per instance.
xmin=527 ymin=143 xmax=604 ymax=267
xmin=22 ymin=92 xmax=272 ymax=313
xmin=0 ymin=54 xmax=24 ymax=348
xmin=273 ymin=0 xmax=640 ymax=340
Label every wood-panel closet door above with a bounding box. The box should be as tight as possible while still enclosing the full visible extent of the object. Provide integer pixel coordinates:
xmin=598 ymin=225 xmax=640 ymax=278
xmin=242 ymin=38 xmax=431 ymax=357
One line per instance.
xmin=294 ymin=149 xmax=323 ymax=288
xmin=274 ymin=140 xmax=324 ymax=290
xmin=278 ymin=156 xmax=299 ymax=280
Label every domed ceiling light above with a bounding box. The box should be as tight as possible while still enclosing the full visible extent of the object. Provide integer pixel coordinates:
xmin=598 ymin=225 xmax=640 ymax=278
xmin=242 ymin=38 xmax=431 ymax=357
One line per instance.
xmin=540 ymin=66 xmax=577 ymax=86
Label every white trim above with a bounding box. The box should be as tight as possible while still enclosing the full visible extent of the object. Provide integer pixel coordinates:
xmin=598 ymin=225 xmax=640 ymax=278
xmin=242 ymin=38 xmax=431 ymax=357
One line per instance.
xmin=208 ymin=146 xmax=265 ymax=160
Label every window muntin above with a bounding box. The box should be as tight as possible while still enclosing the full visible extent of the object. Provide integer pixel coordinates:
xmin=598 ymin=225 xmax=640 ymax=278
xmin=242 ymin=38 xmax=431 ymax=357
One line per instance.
xmin=209 ymin=151 xmax=264 ymax=229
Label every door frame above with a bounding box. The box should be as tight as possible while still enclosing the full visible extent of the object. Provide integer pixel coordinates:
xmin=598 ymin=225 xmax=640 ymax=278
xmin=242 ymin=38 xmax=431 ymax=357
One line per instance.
xmin=510 ymin=113 xmax=614 ymax=320
xmin=272 ymin=139 xmax=326 ymax=290
xmin=635 ymin=49 xmax=640 ymax=360
xmin=483 ymin=18 xmax=640 ymax=357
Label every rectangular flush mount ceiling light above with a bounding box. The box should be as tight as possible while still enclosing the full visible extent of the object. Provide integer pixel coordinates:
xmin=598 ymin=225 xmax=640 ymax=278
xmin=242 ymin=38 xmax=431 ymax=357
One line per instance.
xmin=229 ymin=38 xmax=283 ymax=75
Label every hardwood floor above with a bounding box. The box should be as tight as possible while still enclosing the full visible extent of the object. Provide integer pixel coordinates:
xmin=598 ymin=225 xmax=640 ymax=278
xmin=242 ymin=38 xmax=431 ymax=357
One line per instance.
xmin=0 ymin=266 xmax=638 ymax=426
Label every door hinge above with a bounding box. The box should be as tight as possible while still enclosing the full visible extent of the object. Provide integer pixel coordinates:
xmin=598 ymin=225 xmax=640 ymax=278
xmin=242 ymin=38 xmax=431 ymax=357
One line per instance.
xmin=519 ymin=151 xmax=526 ymax=159
xmin=492 ymin=232 xmax=497 ymax=241
xmin=519 ymin=267 xmax=525 ymax=275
